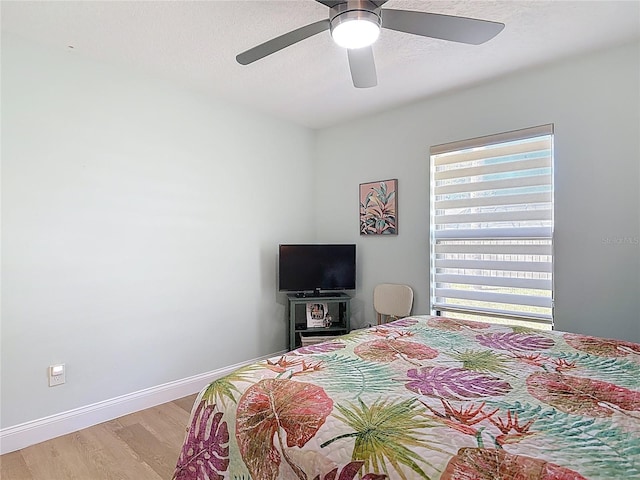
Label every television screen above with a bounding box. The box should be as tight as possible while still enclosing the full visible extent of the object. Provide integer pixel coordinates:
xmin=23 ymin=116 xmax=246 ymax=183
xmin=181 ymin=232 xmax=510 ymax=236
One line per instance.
xmin=278 ymin=244 xmax=356 ymax=294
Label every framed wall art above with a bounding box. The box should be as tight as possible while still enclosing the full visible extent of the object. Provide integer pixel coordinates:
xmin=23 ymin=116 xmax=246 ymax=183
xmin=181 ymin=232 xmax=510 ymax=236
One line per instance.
xmin=359 ymin=179 xmax=397 ymax=235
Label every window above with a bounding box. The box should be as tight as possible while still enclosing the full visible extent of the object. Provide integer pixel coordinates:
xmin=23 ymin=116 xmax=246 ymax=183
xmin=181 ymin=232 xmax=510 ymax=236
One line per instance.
xmin=430 ymin=125 xmax=554 ymax=329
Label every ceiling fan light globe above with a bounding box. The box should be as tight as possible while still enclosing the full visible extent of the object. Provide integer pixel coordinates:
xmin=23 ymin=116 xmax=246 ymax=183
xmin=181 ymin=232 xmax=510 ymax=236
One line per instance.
xmin=332 ymin=18 xmax=380 ymax=49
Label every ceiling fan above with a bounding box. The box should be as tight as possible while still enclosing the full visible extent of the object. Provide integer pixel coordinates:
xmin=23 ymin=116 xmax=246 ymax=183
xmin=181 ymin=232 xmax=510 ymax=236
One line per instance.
xmin=236 ymin=0 xmax=504 ymax=88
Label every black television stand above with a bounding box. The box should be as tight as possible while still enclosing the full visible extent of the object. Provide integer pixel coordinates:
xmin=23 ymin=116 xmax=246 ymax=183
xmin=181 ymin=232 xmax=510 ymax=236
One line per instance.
xmin=287 ymin=293 xmax=351 ymax=350
xmin=295 ymin=290 xmax=341 ymax=298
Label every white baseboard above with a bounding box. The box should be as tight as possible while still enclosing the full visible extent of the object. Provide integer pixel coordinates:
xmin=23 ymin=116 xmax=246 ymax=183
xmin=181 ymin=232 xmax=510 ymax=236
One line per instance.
xmin=0 ymin=350 xmax=286 ymax=455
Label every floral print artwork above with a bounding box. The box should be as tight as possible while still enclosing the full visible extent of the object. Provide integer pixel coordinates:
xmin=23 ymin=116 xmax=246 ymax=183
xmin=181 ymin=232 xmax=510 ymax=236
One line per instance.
xmin=174 ymin=316 xmax=640 ymax=479
xmin=359 ymin=179 xmax=397 ymax=235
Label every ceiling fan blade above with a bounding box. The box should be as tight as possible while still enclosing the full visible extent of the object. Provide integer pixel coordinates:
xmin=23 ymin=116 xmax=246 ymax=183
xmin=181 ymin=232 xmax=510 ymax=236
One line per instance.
xmin=236 ymin=19 xmax=330 ymax=65
xmin=348 ymin=46 xmax=377 ymax=88
xmin=382 ymin=9 xmax=504 ymax=45
xmin=316 ymin=0 xmax=388 ymax=7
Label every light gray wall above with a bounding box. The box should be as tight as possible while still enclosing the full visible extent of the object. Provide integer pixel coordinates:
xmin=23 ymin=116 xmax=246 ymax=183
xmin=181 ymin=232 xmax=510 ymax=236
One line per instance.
xmin=315 ymin=41 xmax=640 ymax=343
xmin=1 ymin=34 xmax=315 ymax=428
xmin=2 ymin=34 xmax=639 ymax=432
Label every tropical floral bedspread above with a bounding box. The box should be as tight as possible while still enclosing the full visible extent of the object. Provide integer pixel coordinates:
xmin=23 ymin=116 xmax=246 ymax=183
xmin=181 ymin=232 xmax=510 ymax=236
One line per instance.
xmin=173 ymin=316 xmax=640 ymax=480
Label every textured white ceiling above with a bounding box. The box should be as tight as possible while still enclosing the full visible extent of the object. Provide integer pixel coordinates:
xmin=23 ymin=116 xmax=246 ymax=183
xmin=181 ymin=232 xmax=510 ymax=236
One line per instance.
xmin=2 ymin=1 xmax=639 ymax=129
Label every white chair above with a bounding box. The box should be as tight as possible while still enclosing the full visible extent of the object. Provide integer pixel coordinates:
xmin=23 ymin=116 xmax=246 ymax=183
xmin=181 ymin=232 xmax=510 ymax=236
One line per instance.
xmin=373 ymin=283 xmax=414 ymax=325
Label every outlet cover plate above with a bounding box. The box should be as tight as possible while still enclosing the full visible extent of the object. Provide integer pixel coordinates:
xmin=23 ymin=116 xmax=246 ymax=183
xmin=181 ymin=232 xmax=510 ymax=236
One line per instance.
xmin=49 ymin=364 xmax=66 ymax=387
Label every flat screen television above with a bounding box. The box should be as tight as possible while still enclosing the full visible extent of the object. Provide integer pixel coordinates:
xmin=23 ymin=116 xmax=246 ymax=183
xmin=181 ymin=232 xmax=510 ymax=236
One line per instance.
xmin=278 ymin=244 xmax=356 ymax=296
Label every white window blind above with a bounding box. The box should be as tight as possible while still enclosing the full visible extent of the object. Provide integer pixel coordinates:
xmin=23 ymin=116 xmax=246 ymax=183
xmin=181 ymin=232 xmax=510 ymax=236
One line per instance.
xmin=430 ymin=125 xmax=554 ymax=326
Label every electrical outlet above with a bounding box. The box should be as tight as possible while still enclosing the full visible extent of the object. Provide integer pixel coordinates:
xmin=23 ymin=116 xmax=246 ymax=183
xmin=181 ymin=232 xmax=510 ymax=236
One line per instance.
xmin=49 ymin=364 xmax=66 ymax=387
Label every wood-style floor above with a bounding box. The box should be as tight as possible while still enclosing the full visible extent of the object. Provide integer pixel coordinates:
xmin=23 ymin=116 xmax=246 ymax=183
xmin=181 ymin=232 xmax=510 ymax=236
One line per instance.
xmin=0 ymin=394 xmax=198 ymax=480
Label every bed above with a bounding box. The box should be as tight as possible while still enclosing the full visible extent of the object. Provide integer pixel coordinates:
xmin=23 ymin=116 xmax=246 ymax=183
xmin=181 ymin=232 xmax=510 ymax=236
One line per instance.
xmin=173 ymin=316 xmax=640 ymax=480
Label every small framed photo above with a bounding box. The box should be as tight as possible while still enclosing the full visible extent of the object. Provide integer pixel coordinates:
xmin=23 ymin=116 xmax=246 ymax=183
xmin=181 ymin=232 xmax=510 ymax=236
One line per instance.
xmin=306 ymin=302 xmax=327 ymax=328
xmin=360 ymin=179 xmax=397 ymax=235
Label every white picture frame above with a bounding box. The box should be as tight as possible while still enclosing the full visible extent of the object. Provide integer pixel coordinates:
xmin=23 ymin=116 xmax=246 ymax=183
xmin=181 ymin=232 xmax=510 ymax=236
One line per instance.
xmin=306 ymin=302 xmax=327 ymax=328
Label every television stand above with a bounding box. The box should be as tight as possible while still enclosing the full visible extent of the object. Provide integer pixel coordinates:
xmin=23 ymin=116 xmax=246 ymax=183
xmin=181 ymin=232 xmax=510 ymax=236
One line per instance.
xmin=287 ymin=293 xmax=351 ymax=350
xmin=295 ymin=291 xmax=340 ymax=298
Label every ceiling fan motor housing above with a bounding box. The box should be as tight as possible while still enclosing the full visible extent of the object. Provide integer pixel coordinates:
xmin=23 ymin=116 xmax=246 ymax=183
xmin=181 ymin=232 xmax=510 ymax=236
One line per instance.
xmin=330 ymin=0 xmax=382 ymax=48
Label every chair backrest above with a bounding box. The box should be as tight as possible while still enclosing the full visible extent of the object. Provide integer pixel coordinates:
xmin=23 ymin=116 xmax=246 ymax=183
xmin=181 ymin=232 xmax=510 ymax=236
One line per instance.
xmin=373 ymin=283 xmax=414 ymax=324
